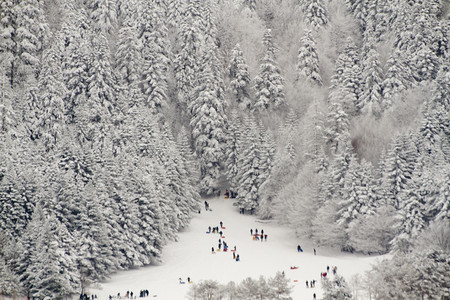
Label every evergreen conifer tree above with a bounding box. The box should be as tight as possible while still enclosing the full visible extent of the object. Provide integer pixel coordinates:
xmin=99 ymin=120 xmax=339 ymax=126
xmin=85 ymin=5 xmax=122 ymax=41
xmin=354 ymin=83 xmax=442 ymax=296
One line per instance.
xmin=254 ymin=29 xmax=285 ymax=111
xmin=301 ymin=0 xmax=328 ymax=30
xmin=228 ymin=43 xmax=252 ymax=109
xmin=296 ymin=29 xmax=322 ymax=86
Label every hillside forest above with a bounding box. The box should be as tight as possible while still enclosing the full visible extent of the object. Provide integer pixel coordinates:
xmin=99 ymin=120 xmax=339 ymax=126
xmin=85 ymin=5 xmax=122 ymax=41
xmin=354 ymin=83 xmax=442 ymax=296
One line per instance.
xmin=0 ymin=0 xmax=449 ymax=298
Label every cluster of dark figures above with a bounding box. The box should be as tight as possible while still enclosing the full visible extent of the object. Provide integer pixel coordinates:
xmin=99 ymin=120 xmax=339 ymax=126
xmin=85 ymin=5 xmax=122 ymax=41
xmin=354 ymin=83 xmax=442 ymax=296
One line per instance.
xmin=179 ymin=277 xmax=191 ymax=284
xmin=305 ymin=279 xmax=316 ymax=288
xmin=250 ymin=228 xmax=268 ymax=241
xmin=321 ymin=265 xmax=338 ymax=278
xmin=79 ymin=294 xmax=97 ymax=300
xmin=109 ymin=290 xmax=149 ymax=299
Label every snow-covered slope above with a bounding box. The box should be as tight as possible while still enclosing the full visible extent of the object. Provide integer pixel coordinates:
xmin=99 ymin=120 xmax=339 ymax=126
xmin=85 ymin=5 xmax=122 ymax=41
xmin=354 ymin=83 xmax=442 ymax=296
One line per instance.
xmin=90 ymin=196 xmax=383 ymax=299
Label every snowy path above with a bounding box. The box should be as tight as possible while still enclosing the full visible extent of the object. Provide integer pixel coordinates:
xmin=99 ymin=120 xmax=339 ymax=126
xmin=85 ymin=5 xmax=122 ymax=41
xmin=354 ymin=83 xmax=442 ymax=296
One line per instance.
xmin=91 ymin=196 xmax=383 ymax=299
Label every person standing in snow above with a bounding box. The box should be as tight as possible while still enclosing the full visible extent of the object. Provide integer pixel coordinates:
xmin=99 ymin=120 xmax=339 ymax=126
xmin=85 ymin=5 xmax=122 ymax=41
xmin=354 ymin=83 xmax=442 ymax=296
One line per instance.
xmin=314 ymin=248 xmax=316 ymax=255
xmin=313 ymin=293 xmax=316 ymax=299
xmin=208 ymin=226 xmax=211 ymax=233
xmin=264 ymin=234 xmax=268 ymax=241
xmin=297 ymin=245 xmax=303 ymax=252
xmin=220 ymin=221 xmax=223 ymax=228
xmin=250 ymin=229 xmax=253 ymax=235
xmin=212 ymin=247 xmax=215 ymax=253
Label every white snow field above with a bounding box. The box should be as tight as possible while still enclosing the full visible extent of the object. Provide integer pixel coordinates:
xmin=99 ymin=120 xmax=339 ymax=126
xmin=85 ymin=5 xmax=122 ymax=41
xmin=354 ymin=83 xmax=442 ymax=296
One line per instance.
xmin=90 ymin=196 xmax=384 ymax=299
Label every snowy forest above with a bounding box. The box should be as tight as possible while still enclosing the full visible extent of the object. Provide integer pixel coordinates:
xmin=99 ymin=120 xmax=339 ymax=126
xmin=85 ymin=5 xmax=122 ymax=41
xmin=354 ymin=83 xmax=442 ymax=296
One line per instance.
xmin=0 ymin=0 xmax=449 ymax=298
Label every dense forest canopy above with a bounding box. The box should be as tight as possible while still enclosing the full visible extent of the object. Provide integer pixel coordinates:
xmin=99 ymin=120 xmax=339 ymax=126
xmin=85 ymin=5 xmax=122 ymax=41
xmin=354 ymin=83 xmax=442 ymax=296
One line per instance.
xmin=0 ymin=0 xmax=449 ymax=298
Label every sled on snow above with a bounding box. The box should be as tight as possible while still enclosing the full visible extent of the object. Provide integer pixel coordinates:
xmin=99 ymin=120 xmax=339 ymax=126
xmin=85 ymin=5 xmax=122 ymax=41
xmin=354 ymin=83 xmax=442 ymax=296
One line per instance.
xmin=290 ymin=266 xmax=299 ymax=270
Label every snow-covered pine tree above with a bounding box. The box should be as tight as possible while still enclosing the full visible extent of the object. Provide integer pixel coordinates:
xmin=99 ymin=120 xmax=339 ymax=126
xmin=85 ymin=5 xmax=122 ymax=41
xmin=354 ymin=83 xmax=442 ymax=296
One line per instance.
xmin=228 ymin=43 xmax=252 ymax=109
xmin=296 ymin=29 xmax=322 ymax=86
xmin=254 ymin=29 xmax=285 ymax=111
xmin=381 ymin=132 xmax=418 ymax=210
xmin=188 ymin=49 xmax=227 ymax=195
xmin=0 ymin=0 xmax=17 ymax=88
xmin=338 ymin=158 xmax=378 ymax=251
xmin=60 ymin=5 xmax=91 ymax=124
xmin=76 ymin=32 xmax=116 ymax=152
xmin=0 ymin=253 xmax=20 ymax=297
xmin=12 ymin=0 xmax=50 ymax=86
xmin=359 ymin=46 xmax=383 ymax=118
xmin=138 ymin=0 xmax=170 ymax=116
xmin=321 ymin=274 xmax=352 ymax=299
xmin=267 ymin=270 xmax=293 ymax=299
xmin=89 ymin=0 xmax=117 ymax=35
xmin=25 ymin=213 xmax=80 ymax=299
xmin=382 ymin=49 xmax=413 ymax=108
xmin=234 ymin=116 xmax=261 ymax=211
xmin=301 ymin=0 xmax=328 ymax=30
xmin=174 ymin=0 xmax=203 ymax=107
xmin=324 ymin=101 xmax=350 ymax=155
xmin=313 ymin=133 xmax=353 ymax=249
xmin=115 ymin=19 xmax=142 ymax=87
xmin=37 ymin=44 xmax=67 ymax=152
xmin=328 ymin=37 xmax=361 ymax=116
xmin=225 ymin=111 xmax=242 ymax=195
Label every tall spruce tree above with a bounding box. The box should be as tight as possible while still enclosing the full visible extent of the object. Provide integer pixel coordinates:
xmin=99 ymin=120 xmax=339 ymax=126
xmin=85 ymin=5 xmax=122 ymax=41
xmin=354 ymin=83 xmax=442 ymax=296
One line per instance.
xmin=254 ymin=29 xmax=285 ymax=111
xmin=296 ymin=29 xmax=322 ymax=86
xmin=228 ymin=43 xmax=252 ymax=109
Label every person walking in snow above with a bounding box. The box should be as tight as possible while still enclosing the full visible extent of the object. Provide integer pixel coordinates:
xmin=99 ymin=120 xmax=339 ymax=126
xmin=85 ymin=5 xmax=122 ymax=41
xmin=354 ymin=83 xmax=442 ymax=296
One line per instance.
xmin=219 ymin=230 xmax=223 ymax=237
xmin=261 ymin=229 xmax=264 ymax=236
xmin=297 ymin=245 xmax=303 ymax=252
xmin=250 ymin=229 xmax=253 ymax=235
xmin=264 ymin=234 xmax=268 ymax=241
xmin=220 ymin=221 xmax=223 ymax=228
xmin=233 ymin=252 xmax=236 ymax=259
xmin=313 ymin=293 xmax=316 ymax=300
xmin=306 ymin=281 xmax=309 ymax=288
xmin=314 ymin=248 xmax=316 ymax=255
xmin=255 ymin=228 xmax=258 ymax=235
xmin=208 ymin=226 xmax=211 ymax=233
xmin=212 ymin=247 xmax=215 ymax=254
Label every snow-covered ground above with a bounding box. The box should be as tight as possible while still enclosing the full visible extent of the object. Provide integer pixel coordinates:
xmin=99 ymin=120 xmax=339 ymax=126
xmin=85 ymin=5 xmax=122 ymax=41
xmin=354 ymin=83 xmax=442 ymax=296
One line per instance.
xmin=90 ymin=196 xmax=384 ymax=299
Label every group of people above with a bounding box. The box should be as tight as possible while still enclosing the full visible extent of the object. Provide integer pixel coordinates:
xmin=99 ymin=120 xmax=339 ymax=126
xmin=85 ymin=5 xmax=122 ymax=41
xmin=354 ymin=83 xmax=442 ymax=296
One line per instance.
xmin=80 ymin=294 xmax=97 ymax=300
xmin=250 ymin=228 xmax=268 ymax=241
xmin=108 ymin=290 xmax=149 ymax=299
xmin=179 ymin=277 xmax=191 ymax=284
xmin=305 ymin=279 xmax=316 ymax=288
xmin=207 ymin=219 xmax=241 ymax=262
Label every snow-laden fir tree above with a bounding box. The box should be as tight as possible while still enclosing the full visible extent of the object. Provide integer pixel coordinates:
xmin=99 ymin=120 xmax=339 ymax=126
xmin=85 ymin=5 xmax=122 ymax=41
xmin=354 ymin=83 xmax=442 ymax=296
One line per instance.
xmin=313 ymin=134 xmax=353 ymax=249
xmin=174 ymin=0 xmax=203 ymax=106
xmin=359 ymin=46 xmax=383 ymax=118
xmin=0 ymin=0 xmax=17 ymax=88
xmin=24 ymin=212 xmax=80 ymax=298
xmin=138 ymin=1 xmax=170 ymax=116
xmin=321 ymin=274 xmax=352 ymax=299
xmin=324 ymin=101 xmax=350 ymax=155
xmin=301 ymin=0 xmax=328 ymax=30
xmin=36 ymin=45 xmax=67 ymax=152
xmin=328 ymin=37 xmax=361 ymax=116
xmin=228 ymin=43 xmax=252 ymax=109
xmin=189 ymin=49 xmax=227 ymax=195
xmin=234 ymin=116 xmax=261 ymax=211
xmin=76 ymin=32 xmax=116 ymax=153
xmin=60 ymin=5 xmax=91 ymax=123
xmin=225 ymin=111 xmax=242 ymax=195
xmin=338 ymin=158 xmax=378 ymax=251
xmin=254 ymin=29 xmax=285 ymax=111
xmin=382 ymin=49 xmax=413 ymax=108
xmin=296 ymin=29 xmax=322 ymax=86
xmin=115 ymin=19 xmax=142 ymax=87
xmin=381 ymin=132 xmax=418 ymax=210
xmin=89 ymin=0 xmax=117 ymax=34
xmin=12 ymin=0 xmax=50 ymax=86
